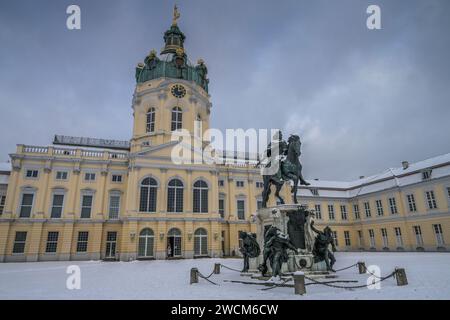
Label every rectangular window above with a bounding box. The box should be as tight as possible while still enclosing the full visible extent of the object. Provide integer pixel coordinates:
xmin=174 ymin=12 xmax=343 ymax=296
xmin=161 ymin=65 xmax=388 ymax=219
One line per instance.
xmin=433 ymin=224 xmax=445 ymax=246
xmin=389 ymin=197 xmax=398 ymax=214
xmin=105 ymin=231 xmax=117 ymax=258
xmin=413 ymin=226 xmax=423 ymax=246
xmin=84 ymin=172 xmax=96 ymax=181
xmin=25 ymin=169 xmax=39 ymax=178
xmin=310 ymin=188 xmax=319 ymax=196
xmin=218 ymin=180 xmax=224 ymax=187
xmin=255 ymin=182 xmax=264 ymax=188
xmin=55 ymin=171 xmax=68 ymax=180
xmin=364 ymin=202 xmax=371 ymax=218
xmin=381 ymin=228 xmax=388 ymax=247
xmin=394 ymin=227 xmax=403 ymax=247
xmin=332 ymin=231 xmax=338 ymax=246
xmin=12 ymin=231 xmax=27 ymax=254
xmin=353 ymin=204 xmax=360 ymax=219
xmin=340 ymin=205 xmax=348 ymax=220
xmin=111 ymin=174 xmax=122 ymax=183
xmin=344 ymin=231 xmax=351 ymax=246
xmin=314 ymin=204 xmax=322 ymax=220
xmin=219 ymin=199 xmax=225 ymax=218
xmin=237 ymin=200 xmax=245 ymax=220
xmin=45 ymin=231 xmax=59 ymax=253
xmin=19 ymin=193 xmax=34 ymax=218
xmin=447 ymin=187 xmax=450 ymax=200
xmin=425 ymin=191 xmax=438 ymax=209
xmin=77 ymin=231 xmax=89 ymax=252
xmin=0 ymin=195 xmax=6 ymax=215
xmin=375 ymin=200 xmax=384 ymax=216
xmin=368 ymin=229 xmax=375 ymax=247
xmin=236 ymin=181 xmax=245 ymax=188
xmin=51 ymin=194 xmax=64 ymax=218
xmin=257 ymin=200 xmax=263 ymax=210
xmin=407 ymin=194 xmax=417 ymax=212
xmin=108 ymin=195 xmax=120 ymax=219
xmin=81 ymin=195 xmax=93 ymax=219
xmin=328 ymin=205 xmax=335 ymax=220
xmin=422 ymin=170 xmax=432 ymax=180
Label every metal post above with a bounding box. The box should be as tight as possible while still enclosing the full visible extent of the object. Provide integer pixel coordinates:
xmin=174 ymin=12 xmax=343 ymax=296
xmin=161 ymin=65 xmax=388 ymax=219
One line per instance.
xmin=358 ymin=261 xmax=366 ymax=274
xmin=190 ymin=268 xmax=199 ymax=284
xmin=293 ymin=272 xmax=306 ymax=295
xmin=395 ymin=268 xmax=408 ymax=286
xmin=214 ymin=263 xmax=221 ymax=274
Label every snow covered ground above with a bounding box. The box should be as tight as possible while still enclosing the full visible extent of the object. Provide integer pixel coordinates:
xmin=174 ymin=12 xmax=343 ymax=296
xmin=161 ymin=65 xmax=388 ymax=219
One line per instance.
xmin=0 ymin=252 xmax=449 ymax=299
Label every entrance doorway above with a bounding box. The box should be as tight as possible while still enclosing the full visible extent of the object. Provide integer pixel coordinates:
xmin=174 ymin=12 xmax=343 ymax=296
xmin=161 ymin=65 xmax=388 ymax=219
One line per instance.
xmin=167 ymin=228 xmax=182 ymax=258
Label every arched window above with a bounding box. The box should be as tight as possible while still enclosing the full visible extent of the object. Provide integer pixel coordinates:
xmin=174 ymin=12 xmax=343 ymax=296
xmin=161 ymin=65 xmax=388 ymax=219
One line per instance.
xmin=171 ymin=107 xmax=182 ymax=131
xmin=193 ymin=180 xmax=208 ymax=213
xmin=139 ymin=177 xmax=158 ymax=212
xmin=146 ymin=107 xmax=155 ymax=133
xmin=167 ymin=179 xmax=183 ymax=213
xmin=138 ymin=228 xmax=154 ymax=258
xmin=194 ymin=228 xmax=208 ymax=256
xmin=167 ymin=228 xmax=182 ymax=257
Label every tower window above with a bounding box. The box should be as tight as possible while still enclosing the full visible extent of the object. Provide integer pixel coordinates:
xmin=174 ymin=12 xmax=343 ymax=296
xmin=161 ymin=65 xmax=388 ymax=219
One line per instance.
xmin=171 ymin=107 xmax=182 ymax=131
xmin=146 ymin=108 xmax=155 ymax=133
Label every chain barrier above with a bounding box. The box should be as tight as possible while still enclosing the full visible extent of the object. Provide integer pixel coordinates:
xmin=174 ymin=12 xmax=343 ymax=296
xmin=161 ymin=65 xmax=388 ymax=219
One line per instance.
xmin=196 ymin=269 xmax=219 ymax=285
xmin=334 ymin=263 xmax=358 ymax=272
xmin=220 ymin=264 xmax=242 ymax=273
xmin=304 ymin=271 xmax=396 ymax=289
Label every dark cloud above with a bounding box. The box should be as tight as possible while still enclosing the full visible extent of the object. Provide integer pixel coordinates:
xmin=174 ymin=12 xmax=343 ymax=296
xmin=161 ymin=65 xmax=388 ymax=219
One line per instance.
xmin=1 ymin=0 xmax=449 ymax=180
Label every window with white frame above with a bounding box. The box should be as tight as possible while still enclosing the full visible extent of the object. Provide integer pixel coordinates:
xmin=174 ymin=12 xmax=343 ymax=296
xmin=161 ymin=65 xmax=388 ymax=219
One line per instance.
xmin=381 ymin=228 xmax=388 ymax=247
xmin=332 ymin=231 xmax=338 ymax=246
xmin=255 ymin=181 xmax=264 ymax=188
xmin=310 ymin=188 xmax=319 ymax=196
xmin=218 ymin=180 xmax=225 ymax=187
xmin=171 ymin=107 xmax=182 ymax=131
xmin=0 ymin=195 xmax=6 ymax=215
xmin=146 ymin=107 xmax=156 ymax=133
xmin=388 ymin=197 xmax=398 ymax=214
xmin=364 ymin=202 xmax=371 ymax=218
xmin=76 ymin=231 xmax=89 ymax=252
xmin=194 ymin=228 xmax=208 ymax=256
xmin=357 ymin=230 xmax=363 ymax=247
xmin=139 ymin=177 xmax=158 ymax=212
xmin=105 ymin=231 xmax=117 ymax=258
xmin=433 ymin=224 xmax=445 ymax=246
xmin=219 ymin=198 xmax=225 ymax=218
xmin=108 ymin=193 xmax=121 ymax=219
xmin=111 ymin=174 xmax=122 ymax=183
xmin=340 ymin=205 xmax=348 ymax=220
xmin=257 ymin=200 xmax=263 ymax=210
xmin=19 ymin=193 xmax=34 ymax=218
xmin=425 ymin=190 xmax=438 ymax=209
xmin=55 ymin=171 xmax=68 ymax=180
xmin=45 ymin=231 xmax=59 ymax=253
xmin=375 ymin=200 xmax=384 ymax=216
xmin=237 ymin=200 xmax=245 ymax=220
xmin=80 ymin=194 xmax=93 ymax=218
xmin=84 ymin=172 xmax=96 ymax=182
xmin=193 ymin=180 xmax=208 ymax=213
xmin=314 ymin=204 xmax=322 ymax=219
xmin=394 ymin=227 xmax=403 ymax=247
xmin=421 ymin=169 xmax=432 ymax=180
xmin=344 ymin=231 xmax=351 ymax=246
xmin=413 ymin=226 xmax=423 ymax=246
xmin=353 ymin=204 xmax=360 ymax=219
xmin=407 ymin=194 xmax=417 ymax=212
xmin=25 ymin=169 xmax=39 ymax=178
xmin=328 ymin=205 xmax=335 ymax=220
xmin=368 ymin=229 xmax=375 ymax=247
xmin=50 ymin=193 xmax=64 ymax=218
xmin=236 ymin=181 xmax=245 ymax=188
xmin=167 ymin=179 xmax=183 ymax=213
xmin=12 ymin=231 xmax=27 ymax=254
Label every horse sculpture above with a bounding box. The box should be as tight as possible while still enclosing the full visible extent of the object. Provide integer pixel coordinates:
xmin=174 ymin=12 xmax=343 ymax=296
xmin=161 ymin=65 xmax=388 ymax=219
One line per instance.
xmin=261 ymin=134 xmax=309 ymax=208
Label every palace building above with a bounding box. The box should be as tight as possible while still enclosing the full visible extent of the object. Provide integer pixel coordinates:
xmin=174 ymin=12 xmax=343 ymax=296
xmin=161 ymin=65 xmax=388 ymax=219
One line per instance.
xmin=0 ymin=11 xmax=449 ymax=263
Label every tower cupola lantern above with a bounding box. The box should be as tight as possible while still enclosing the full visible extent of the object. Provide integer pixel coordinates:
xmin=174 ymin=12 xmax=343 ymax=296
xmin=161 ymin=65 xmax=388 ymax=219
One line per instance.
xmin=161 ymin=5 xmax=186 ymax=55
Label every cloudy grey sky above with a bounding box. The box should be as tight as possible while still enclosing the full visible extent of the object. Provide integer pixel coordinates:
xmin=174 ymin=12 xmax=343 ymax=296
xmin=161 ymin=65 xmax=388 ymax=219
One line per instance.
xmin=1 ymin=0 xmax=449 ymax=181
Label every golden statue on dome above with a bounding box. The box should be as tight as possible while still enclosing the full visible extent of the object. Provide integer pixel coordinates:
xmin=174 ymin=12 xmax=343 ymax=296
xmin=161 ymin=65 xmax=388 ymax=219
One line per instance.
xmin=172 ymin=4 xmax=180 ymax=26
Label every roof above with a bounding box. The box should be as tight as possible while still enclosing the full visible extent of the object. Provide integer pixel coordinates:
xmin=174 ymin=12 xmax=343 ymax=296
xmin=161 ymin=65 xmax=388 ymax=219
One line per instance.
xmin=0 ymin=162 xmax=11 ymax=172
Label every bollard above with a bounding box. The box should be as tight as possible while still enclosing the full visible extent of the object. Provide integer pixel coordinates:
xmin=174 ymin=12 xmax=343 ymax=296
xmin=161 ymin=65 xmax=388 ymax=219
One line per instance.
xmin=358 ymin=261 xmax=366 ymax=274
xmin=190 ymin=268 xmax=199 ymax=284
xmin=395 ymin=268 xmax=408 ymax=286
xmin=293 ymin=271 xmax=306 ymax=295
xmin=214 ymin=263 xmax=221 ymax=274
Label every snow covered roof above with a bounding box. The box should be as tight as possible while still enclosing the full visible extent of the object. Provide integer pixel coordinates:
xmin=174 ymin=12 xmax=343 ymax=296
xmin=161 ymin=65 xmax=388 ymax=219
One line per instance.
xmin=301 ymin=152 xmax=450 ymax=198
xmin=0 ymin=162 xmax=11 ymax=173
xmin=0 ymin=162 xmax=10 ymax=185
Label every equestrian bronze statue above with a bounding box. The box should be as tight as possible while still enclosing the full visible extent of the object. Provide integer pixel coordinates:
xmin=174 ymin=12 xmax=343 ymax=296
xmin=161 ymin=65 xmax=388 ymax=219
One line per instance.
xmin=259 ymin=131 xmax=309 ymax=208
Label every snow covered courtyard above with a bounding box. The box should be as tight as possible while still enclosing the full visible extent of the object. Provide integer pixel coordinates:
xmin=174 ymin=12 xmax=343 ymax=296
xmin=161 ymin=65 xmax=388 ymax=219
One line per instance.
xmin=0 ymin=252 xmax=449 ymax=299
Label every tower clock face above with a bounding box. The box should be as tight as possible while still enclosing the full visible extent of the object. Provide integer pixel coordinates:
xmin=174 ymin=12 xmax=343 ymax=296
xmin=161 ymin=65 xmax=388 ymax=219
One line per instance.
xmin=171 ymin=84 xmax=186 ymax=98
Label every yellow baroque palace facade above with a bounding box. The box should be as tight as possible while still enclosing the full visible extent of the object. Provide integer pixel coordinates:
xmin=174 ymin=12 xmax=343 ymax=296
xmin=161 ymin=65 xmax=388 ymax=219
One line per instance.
xmin=0 ymin=14 xmax=449 ymax=263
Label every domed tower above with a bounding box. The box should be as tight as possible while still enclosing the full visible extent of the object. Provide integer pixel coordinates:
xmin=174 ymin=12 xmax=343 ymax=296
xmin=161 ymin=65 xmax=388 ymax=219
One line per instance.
xmin=131 ymin=5 xmax=211 ymax=152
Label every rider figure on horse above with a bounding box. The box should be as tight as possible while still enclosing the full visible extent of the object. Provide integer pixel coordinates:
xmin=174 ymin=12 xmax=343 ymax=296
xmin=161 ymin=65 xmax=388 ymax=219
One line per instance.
xmin=260 ymin=130 xmax=288 ymax=184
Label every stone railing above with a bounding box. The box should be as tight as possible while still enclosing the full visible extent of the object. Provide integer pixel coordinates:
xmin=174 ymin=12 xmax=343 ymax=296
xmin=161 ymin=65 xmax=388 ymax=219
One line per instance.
xmin=18 ymin=145 xmax=128 ymax=161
